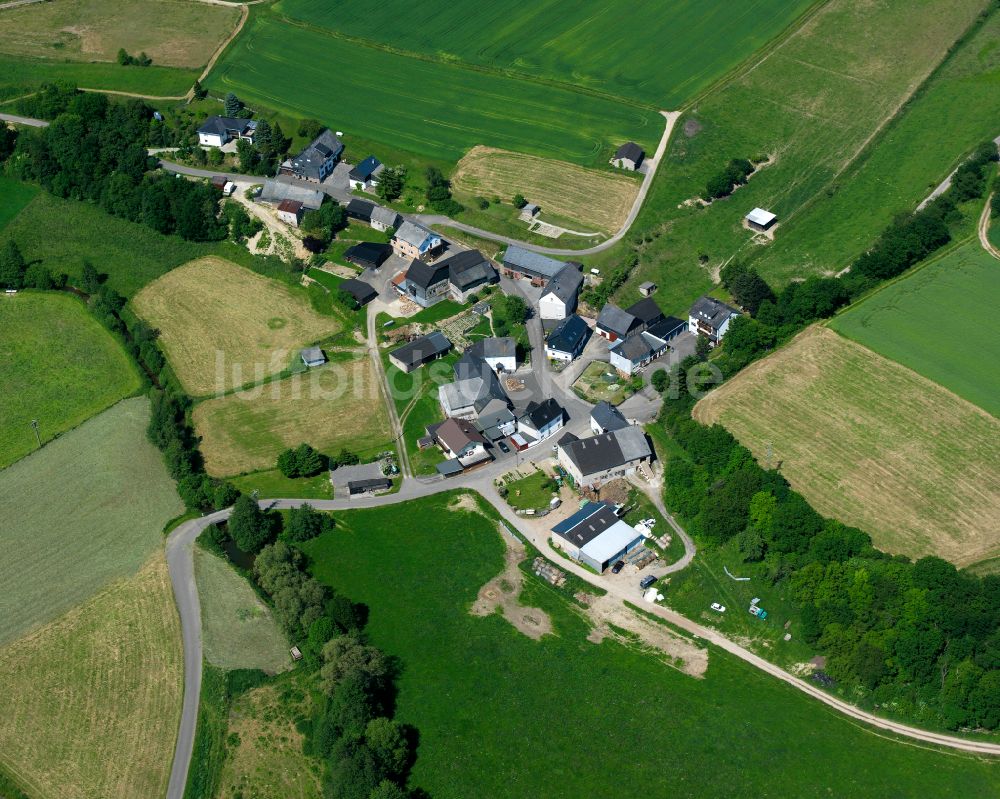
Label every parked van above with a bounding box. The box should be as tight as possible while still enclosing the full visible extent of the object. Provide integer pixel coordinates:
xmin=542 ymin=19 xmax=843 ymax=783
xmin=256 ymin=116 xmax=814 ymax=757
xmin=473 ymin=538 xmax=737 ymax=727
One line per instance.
xmin=639 ymin=575 xmax=657 ymax=590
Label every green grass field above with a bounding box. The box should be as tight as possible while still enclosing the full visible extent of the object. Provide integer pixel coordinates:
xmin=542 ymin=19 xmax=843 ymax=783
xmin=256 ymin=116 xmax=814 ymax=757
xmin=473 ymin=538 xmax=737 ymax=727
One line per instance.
xmin=0 ymin=397 xmax=183 ymax=645
xmin=194 ymin=548 xmax=290 ymax=673
xmin=0 ymin=292 xmax=141 ymax=468
xmin=582 ymin=0 xmax=989 ymax=314
xmin=301 ymin=494 xmax=1000 ymax=797
xmin=0 ymin=52 xmax=197 ymax=96
xmin=0 ymin=176 xmax=37 ymax=231
xmin=280 ymin=0 xmax=813 ymax=109
xmin=230 ymin=468 xmax=333 ymax=499
xmin=830 ymin=240 xmax=1000 ymax=416
xmin=501 ymin=468 xmax=556 ymax=511
xmin=207 ymin=10 xmax=658 ymax=165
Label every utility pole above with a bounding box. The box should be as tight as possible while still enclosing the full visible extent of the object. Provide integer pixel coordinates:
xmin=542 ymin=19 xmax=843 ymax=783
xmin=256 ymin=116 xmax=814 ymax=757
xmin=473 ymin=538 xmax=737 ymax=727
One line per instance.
xmin=30 ymin=419 xmax=40 ymax=448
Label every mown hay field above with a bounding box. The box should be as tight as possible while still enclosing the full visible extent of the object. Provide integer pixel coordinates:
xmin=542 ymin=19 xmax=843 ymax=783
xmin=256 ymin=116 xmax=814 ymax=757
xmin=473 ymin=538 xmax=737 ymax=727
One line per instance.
xmin=206 ymin=11 xmax=657 ymax=166
xmin=132 ymin=257 xmax=342 ymax=396
xmin=300 ymin=494 xmax=1000 ymax=797
xmin=694 ymin=326 xmax=1000 ymax=566
xmin=0 ymin=554 xmax=182 ymax=799
xmin=0 ymin=292 xmax=141 ymax=469
xmin=830 ymin=240 xmax=1000 ymax=417
xmin=280 ymin=0 xmax=814 ymax=108
xmin=590 ymin=0 xmax=990 ymax=312
xmin=193 ymin=355 xmax=391 ymax=476
xmin=195 ymin=547 xmax=290 ymax=673
xmin=0 ymin=397 xmax=183 ymax=644
xmin=452 ymin=146 xmax=639 ymax=233
xmin=0 ymin=0 xmax=239 ymax=68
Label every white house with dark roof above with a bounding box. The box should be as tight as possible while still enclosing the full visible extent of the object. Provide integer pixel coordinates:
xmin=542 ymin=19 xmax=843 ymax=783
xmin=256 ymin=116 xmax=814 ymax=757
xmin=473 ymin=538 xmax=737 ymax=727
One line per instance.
xmin=545 ymin=315 xmax=591 ymax=362
xmin=557 ymin=426 xmax=652 ymax=488
xmin=197 ymin=116 xmax=257 ymax=148
xmin=349 ymin=156 xmax=384 ymax=191
xmin=608 ymin=316 xmax=685 ymax=376
xmin=611 ymin=142 xmax=644 ymax=171
xmin=392 ymin=221 xmax=444 ymax=262
xmin=395 ymin=249 xmax=497 ymax=306
xmin=596 ymin=297 xmax=666 ymax=342
xmin=590 ymin=401 xmax=629 ymax=435
xmin=550 ymin=501 xmax=645 ymax=572
xmin=279 ymin=130 xmax=343 ymax=182
xmin=539 ymin=263 xmax=584 ymax=320
xmin=688 ymin=296 xmax=740 ymax=346
xmin=518 ymin=398 xmax=564 ymax=443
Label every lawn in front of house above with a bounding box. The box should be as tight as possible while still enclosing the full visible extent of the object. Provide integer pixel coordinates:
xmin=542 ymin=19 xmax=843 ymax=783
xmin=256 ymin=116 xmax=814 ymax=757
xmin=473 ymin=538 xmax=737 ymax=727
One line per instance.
xmin=501 ymin=468 xmax=559 ymax=512
xmin=572 ymin=360 xmax=635 ymax=405
xmin=229 ymin=468 xmax=333 ymax=500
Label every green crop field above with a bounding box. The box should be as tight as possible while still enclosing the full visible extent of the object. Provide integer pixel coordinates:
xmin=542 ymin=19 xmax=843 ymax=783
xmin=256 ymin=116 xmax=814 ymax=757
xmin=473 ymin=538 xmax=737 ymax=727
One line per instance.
xmin=830 ymin=241 xmax=1000 ymax=416
xmin=206 ymin=11 xmax=658 ymax=165
xmin=301 ymin=494 xmax=1000 ymax=797
xmin=279 ymin=0 xmax=814 ymax=109
xmin=0 ymin=176 xmax=37 ymax=231
xmin=194 ymin=548 xmax=290 ymax=673
xmin=583 ymin=0 xmax=989 ymax=315
xmin=0 ymin=292 xmax=141 ymax=468
xmin=0 ymin=397 xmax=183 ymax=645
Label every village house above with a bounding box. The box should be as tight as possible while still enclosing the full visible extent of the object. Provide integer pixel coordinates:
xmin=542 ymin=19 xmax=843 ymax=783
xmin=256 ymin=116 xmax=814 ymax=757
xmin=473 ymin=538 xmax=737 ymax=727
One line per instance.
xmin=538 ymin=264 xmax=584 ymax=321
xmin=518 ymin=398 xmax=565 ymax=443
xmin=394 ymin=249 xmax=497 ymax=307
xmin=279 ymin=129 xmax=344 ymax=182
xmin=590 ymin=401 xmax=629 ymax=435
xmin=276 ymin=199 xmax=303 ymax=227
xmin=550 ymin=501 xmax=646 ymax=573
xmin=608 ymin=316 xmax=685 ymax=376
xmin=388 ymin=331 xmax=452 ymax=372
xmin=545 ymin=314 xmax=591 ymax=362
xmin=197 ymin=116 xmax=257 ymax=148
xmin=346 ymin=199 xmax=400 ymax=232
xmin=462 ymin=337 xmax=516 ymax=374
xmin=557 ymin=425 xmax=653 ymax=488
xmin=610 ymin=142 xmax=644 ymax=171
xmin=688 ymin=296 xmax=740 ymax=346
xmin=257 ymin=180 xmax=324 ymax=211
xmin=596 ymin=297 xmax=667 ymax=342
xmin=392 ymin=221 xmax=444 ymax=262
xmin=348 ymin=156 xmax=384 ymax=191
xmin=432 ymin=417 xmax=490 ymax=467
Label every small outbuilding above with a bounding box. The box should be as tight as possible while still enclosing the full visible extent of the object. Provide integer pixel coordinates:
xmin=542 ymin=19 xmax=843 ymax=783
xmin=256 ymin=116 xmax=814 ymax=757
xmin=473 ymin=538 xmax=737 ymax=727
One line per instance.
xmin=276 ymin=198 xmax=304 ymax=227
xmin=519 ymin=203 xmax=540 ymax=222
xmin=300 ymin=347 xmax=326 ymax=368
xmin=345 ymin=242 xmax=392 ymax=270
xmin=611 ymin=142 xmax=644 ymax=171
xmin=639 ymin=281 xmax=657 ymax=297
xmin=338 ymin=278 xmax=378 ymax=306
xmin=347 ymin=477 xmax=392 ymax=496
xmin=745 ymin=207 xmax=777 ymax=232
xmin=389 ymin=331 xmax=452 ymax=372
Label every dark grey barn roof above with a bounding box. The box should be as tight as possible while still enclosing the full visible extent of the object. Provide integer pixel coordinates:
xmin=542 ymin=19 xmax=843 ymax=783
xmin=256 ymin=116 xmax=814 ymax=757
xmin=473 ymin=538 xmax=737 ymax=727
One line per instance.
xmin=615 ymin=142 xmax=644 ymax=162
xmin=390 ymin=331 xmax=452 ymax=369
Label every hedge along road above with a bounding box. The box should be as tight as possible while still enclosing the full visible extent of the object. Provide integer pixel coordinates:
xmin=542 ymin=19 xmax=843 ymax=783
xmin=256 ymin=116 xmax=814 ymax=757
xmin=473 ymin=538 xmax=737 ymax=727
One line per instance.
xmin=164 ymin=474 xmax=1000 ymax=799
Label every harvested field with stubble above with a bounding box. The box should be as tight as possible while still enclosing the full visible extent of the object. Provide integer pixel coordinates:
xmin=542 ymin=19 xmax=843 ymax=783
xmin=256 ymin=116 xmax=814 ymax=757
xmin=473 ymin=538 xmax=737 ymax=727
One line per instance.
xmin=132 ymin=257 xmax=342 ymax=396
xmin=694 ymin=326 xmax=1000 ymax=566
xmin=0 ymin=555 xmax=182 ymax=799
xmin=452 ymin=147 xmax=640 ymax=233
xmin=193 ymin=355 xmax=391 ymax=476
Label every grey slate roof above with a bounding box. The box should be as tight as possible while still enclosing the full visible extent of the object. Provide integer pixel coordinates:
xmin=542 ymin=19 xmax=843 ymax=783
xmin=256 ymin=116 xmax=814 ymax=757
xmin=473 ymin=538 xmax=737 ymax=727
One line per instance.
xmin=645 ymin=316 xmax=685 ymax=341
xmin=346 ymin=198 xmax=375 ymax=220
xmin=615 ymin=142 xmax=644 ymax=163
xmin=546 ymin=314 xmax=590 ymax=354
xmin=611 ymin=333 xmax=656 ymax=363
xmin=438 ymin=249 xmax=497 ymax=291
xmin=197 ymin=116 xmax=255 ymax=137
xmin=395 ymin=220 xmax=438 ymax=248
xmin=520 ymin=398 xmax=564 ymax=430
xmin=286 ymin=129 xmax=344 ymax=180
xmin=596 ymin=303 xmax=637 ymax=338
xmin=258 ymin=180 xmax=324 ymax=210
xmin=370 ymin=206 xmax=400 ymax=229
xmin=591 ymin=401 xmax=629 ymax=433
xmin=543 ymin=264 xmax=584 ymax=304
xmin=440 ymin=372 xmax=509 ymax=414
xmin=625 ymin=297 xmax=665 ymax=326
xmin=468 ymin=337 xmax=515 ymax=360
xmin=344 ymin=242 xmax=392 ymax=268
xmin=390 ymin=331 xmax=452 ymax=369
xmin=689 ymin=296 xmax=740 ymax=329
xmin=403 ymin=259 xmax=449 ymax=290
xmin=502 ymin=245 xmax=566 ymax=280
xmin=560 ymin=426 xmax=651 ymax=477
xmin=338 ymin=278 xmax=377 ymax=305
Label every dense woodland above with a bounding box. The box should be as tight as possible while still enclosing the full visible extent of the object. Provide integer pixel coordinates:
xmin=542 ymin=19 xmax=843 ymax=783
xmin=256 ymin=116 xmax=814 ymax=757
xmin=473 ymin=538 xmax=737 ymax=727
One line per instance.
xmin=652 ymin=141 xmax=1000 ymax=731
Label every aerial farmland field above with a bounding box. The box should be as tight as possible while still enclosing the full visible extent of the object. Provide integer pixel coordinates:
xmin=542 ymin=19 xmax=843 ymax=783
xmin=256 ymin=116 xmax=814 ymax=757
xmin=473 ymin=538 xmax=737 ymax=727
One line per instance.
xmin=279 ymin=0 xmax=815 ymax=108
xmin=694 ymin=326 xmax=1000 ymax=567
xmin=0 ymin=176 xmax=37 ymax=232
xmin=0 ymin=292 xmax=141 ymax=468
xmin=301 ymin=495 xmax=1000 ymax=798
xmin=830 ymin=240 xmax=1000 ymax=417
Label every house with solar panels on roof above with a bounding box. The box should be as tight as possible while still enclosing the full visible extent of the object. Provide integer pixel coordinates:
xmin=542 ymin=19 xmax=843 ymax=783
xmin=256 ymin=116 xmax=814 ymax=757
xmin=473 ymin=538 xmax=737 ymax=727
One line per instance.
xmin=279 ymin=129 xmax=343 ymax=182
xmin=550 ymin=501 xmax=645 ymax=572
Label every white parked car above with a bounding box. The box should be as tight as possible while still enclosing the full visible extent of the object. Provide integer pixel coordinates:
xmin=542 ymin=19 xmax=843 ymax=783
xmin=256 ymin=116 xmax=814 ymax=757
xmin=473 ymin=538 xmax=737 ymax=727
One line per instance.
xmin=710 ymin=603 xmax=726 ymax=613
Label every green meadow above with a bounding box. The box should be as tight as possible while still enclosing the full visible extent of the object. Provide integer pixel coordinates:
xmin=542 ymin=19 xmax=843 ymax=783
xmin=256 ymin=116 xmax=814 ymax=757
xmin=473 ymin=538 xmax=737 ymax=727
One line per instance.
xmin=278 ymin=0 xmax=814 ymax=108
xmin=830 ymin=240 xmax=1000 ymax=416
xmin=207 ymin=11 xmax=658 ymax=165
xmin=303 ymin=494 xmax=1000 ymax=798
xmin=0 ymin=292 xmax=141 ymax=468
xmin=0 ymin=398 xmax=182 ymax=645
xmin=0 ymin=53 xmax=196 ymax=97
xmin=0 ymin=176 xmax=37 ymax=231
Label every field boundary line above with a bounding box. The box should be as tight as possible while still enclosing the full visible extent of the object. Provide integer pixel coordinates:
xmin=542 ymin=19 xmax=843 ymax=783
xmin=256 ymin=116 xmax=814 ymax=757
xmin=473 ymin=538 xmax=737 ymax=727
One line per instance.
xmin=192 ymin=1 xmax=250 ymax=98
xmin=978 ymin=193 xmax=1000 ymax=260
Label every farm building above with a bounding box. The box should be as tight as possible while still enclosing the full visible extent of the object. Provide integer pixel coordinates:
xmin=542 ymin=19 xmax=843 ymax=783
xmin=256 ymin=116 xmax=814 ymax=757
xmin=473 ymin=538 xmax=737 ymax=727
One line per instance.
xmin=197 ymin=116 xmax=257 ymax=148
xmin=431 ymin=417 xmax=490 ymax=466
xmin=389 ymin=331 xmax=452 ymax=372
xmin=639 ymin=281 xmax=657 ymax=297
xmin=300 ymin=347 xmax=326 ymax=368
xmin=347 ymin=477 xmax=392 ymax=496
xmin=279 ymin=129 xmax=344 ymax=182
xmin=392 ymin=221 xmax=444 ymax=262
xmin=608 ymin=316 xmax=685 ymax=376
xmin=596 ymin=297 xmax=667 ymax=342
xmin=550 ymin=501 xmax=645 ymax=573
xmin=501 ymin=245 xmax=567 ymax=285
xmin=519 ymin=203 xmax=541 ymax=222
xmin=439 ymin=373 xmax=509 ymax=421
xmin=276 ymin=199 xmax=303 ymax=227
xmin=539 ymin=264 xmax=584 ymax=320
xmin=395 ymin=249 xmax=497 ymax=306
xmin=346 ymin=198 xmax=376 ymax=224
xmin=345 ymin=242 xmax=392 ymax=270
xmin=610 ymin=142 xmax=644 ymax=171
xmin=338 ymin=278 xmax=378 ymax=306
xmin=518 ymin=398 xmax=565 ymax=443
xmin=349 ymin=156 xmax=384 ymax=191
xmin=590 ymin=401 xmax=629 ymax=435
xmin=688 ymin=296 xmax=740 ymax=346
xmin=545 ymin=314 xmax=591 ymax=362
xmin=370 ymin=206 xmax=401 ymax=232
xmin=462 ymin=337 xmax=516 ymax=374
xmin=745 ymin=207 xmax=777 ymax=232
xmin=258 ymin=180 xmax=324 ymax=211
xmin=557 ymin=425 xmax=652 ymax=488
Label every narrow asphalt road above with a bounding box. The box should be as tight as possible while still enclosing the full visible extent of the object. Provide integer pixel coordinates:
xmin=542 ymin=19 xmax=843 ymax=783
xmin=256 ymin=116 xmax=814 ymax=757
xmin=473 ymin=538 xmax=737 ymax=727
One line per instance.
xmin=0 ymin=111 xmax=48 ymax=127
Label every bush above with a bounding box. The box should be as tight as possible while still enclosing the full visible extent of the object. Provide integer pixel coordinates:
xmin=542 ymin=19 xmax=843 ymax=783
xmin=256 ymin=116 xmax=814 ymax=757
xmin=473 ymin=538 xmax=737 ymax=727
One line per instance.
xmin=512 ymin=193 xmax=527 ymax=208
xmin=285 ymin=504 xmax=335 ymax=542
xmin=277 ymin=443 xmax=327 ymax=478
xmin=228 ymin=495 xmax=278 ymax=554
